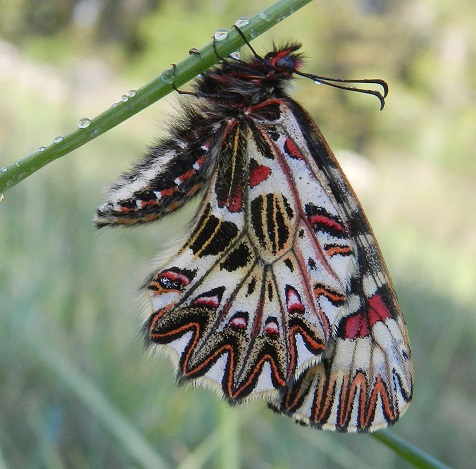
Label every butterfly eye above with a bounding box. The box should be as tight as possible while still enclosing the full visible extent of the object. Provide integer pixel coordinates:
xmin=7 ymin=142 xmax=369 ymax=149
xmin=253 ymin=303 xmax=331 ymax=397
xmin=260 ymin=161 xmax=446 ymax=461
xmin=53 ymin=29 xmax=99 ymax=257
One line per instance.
xmin=274 ymin=55 xmax=296 ymax=71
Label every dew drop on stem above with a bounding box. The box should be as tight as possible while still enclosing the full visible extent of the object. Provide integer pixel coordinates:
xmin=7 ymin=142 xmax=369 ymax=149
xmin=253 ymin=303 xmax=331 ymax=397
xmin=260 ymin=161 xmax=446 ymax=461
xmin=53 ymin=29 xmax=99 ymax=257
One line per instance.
xmin=78 ymin=117 xmax=91 ymax=129
xmin=235 ymin=17 xmax=249 ymax=28
xmin=214 ymin=29 xmax=228 ymax=41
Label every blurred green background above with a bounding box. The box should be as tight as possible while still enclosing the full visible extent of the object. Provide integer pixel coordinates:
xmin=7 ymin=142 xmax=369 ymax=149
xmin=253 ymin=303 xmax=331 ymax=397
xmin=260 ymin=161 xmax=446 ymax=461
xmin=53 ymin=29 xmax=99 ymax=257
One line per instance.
xmin=1 ymin=0 xmax=475 ymax=467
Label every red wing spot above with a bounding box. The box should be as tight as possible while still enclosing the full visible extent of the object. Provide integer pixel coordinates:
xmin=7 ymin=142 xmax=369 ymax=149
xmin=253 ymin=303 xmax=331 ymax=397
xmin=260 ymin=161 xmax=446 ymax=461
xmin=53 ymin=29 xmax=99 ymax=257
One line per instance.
xmin=141 ymin=199 xmax=161 ymax=208
xmin=175 ymin=168 xmax=195 ymax=184
xmin=264 ymin=320 xmax=279 ymax=336
xmin=191 ymin=295 xmax=220 ymax=308
xmin=284 ymin=138 xmax=304 ymax=160
xmin=224 ymin=186 xmax=243 ymax=213
xmin=160 ymin=187 xmax=178 ymax=198
xmin=368 ymin=294 xmax=393 ymax=326
xmin=341 ymin=294 xmax=392 ymax=339
xmin=193 ymin=155 xmax=206 ymax=169
xmin=286 ymin=286 xmax=305 ymax=314
xmin=309 ymin=214 xmax=344 ymax=232
xmin=343 ymin=313 xmax=371 ymax=339
xmin=157 ymin=270 xmax=192 ymax=291
xmin=249 ymin=160 xmax=272 ymax=187
xmin=229 ymin=316 xmax=247 ymax=330
xmin=191 ymin=287 xmax=225 ymax=309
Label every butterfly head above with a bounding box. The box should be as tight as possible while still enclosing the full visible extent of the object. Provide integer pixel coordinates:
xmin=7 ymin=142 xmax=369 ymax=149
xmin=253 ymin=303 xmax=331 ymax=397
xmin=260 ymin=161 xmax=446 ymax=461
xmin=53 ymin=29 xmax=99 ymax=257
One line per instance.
xmin=263 ymin=44 xmax=304 ymax=77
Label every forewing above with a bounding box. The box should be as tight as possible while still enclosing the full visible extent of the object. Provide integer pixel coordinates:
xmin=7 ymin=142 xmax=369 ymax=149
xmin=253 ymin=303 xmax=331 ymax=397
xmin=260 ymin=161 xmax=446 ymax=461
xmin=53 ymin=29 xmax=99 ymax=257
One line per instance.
xmin=95 ymin=108 xmax=217 ymax=227
xmin=266 ymin=101 xmax=412 ymax=431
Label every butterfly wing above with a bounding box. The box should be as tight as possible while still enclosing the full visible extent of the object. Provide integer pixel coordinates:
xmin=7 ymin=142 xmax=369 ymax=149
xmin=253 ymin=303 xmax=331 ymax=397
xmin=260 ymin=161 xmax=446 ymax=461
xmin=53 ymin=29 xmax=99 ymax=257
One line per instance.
xmin=142 ymin=112 xmax=359 ymax=401
xmin=95 ymin=85 xmax=412 ymax=430
xmin=267 ymin=100 xmax=413 ymax=431
xmin=95 ymin=107 xmax=217 ymax=227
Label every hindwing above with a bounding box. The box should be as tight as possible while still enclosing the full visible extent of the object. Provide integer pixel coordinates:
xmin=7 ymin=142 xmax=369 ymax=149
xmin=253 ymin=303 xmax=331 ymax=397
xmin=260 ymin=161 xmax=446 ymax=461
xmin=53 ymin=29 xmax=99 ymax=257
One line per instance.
xmin=264 ymin=100 xmax=413 ymax=431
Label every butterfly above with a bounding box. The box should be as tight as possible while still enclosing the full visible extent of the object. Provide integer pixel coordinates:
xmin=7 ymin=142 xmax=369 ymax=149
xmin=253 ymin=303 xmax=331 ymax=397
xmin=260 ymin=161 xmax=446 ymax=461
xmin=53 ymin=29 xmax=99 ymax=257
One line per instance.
xmin=95 ymin=35 xmax=412 ymax=432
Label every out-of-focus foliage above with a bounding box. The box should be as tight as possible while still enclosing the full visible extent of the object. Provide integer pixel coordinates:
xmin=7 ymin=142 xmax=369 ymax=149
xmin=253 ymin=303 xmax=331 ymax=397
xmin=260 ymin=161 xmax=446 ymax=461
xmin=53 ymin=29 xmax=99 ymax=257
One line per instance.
xmin=0 ymin=0 xmax=159 ymax=50
xmin=1 ymin=0 xmax=475 ymax=468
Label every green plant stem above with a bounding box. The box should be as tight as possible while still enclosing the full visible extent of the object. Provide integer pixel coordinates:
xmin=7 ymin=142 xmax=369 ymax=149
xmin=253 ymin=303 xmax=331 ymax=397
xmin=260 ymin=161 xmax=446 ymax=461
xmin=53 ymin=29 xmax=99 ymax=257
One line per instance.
xmin=217 ymin=403 xmax=240 ymax=469
xmin=176 ymin=405 xmax=256 ymax=469
xmin=371 ymin=430 xmax=453 ymax=469
xmin=0 ymin=0 xmax=314 ymax=195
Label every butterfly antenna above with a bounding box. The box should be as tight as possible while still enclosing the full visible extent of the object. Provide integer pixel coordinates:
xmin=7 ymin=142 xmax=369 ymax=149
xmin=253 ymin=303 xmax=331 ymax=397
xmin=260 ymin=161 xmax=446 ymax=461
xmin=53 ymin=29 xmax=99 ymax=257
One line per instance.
xmin=296 ymin=71 xmax=388 ymax=109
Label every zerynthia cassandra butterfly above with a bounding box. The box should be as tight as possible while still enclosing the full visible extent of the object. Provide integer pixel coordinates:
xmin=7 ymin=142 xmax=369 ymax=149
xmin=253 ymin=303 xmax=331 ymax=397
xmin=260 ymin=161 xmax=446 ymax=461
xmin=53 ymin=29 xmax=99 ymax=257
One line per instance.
xmin=95 ymin=36 xmax=412 ymax=432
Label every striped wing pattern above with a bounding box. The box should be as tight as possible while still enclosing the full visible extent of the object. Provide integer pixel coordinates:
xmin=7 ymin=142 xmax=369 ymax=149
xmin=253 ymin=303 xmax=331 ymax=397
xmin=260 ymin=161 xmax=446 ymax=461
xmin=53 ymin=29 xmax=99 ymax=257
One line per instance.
xmin=95 ymin=45 xmax=412 ymax=432
xmin=96 ymin=110 xmax=217 ymax=227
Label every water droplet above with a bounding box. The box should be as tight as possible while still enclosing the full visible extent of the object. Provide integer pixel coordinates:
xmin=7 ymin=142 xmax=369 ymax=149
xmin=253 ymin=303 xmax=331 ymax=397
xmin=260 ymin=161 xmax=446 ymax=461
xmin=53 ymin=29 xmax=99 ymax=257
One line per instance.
xmin=78 ymin=117 xmax=91 ymax=129
xmin=235 ymin=17 xmax=249 ymax=28
xmin=314 ymin=80 xmax=322 ymax=86
xmin=214 ymin=29 xmax=228 ymax=41
xmin=1 ymin=167 xmax=7 ymax=173
xmin=229 ymin=51 xmax=241 ymax=60
xmin=120 ymin=95 xmax=128 ymax=102
xmin=0 ymin=193 xmax=5 ymax=202
xmin=127 ymin=90 xmax=136 ymax=97
xmin=38 ymin=146 xmax=46 ymax=152
xmin=258 ymin=11 xmax=271 ymax=21
xmin=160 ymin=68 xmax=175 ymax=84
xmin=111 ymin=102 xmax=119 ymax=108
xmin=53 ymin=136 xmax=64 ymax=144
xmin=14 ymin=162 xmax=20 ymax=167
